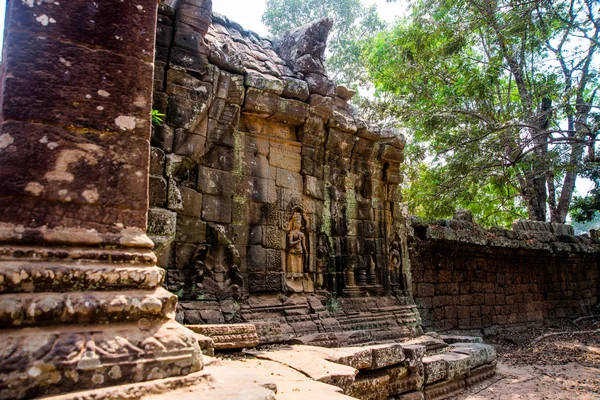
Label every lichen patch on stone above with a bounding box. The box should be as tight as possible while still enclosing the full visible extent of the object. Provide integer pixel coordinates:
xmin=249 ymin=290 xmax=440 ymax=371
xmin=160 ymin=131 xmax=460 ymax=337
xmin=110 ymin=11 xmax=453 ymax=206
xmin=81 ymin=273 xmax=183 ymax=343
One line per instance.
xmin=0 ymin=133 xmax=15 ymax=150
xmin=25 ymin=182 xmax=45 ymax=196
xmin=82 ymin=188 xmax=100 ymax=203
xmin=115 ymin=115 xmax=137 ymax=131
xmin=35 ymin=14 xmax=55 ymax=26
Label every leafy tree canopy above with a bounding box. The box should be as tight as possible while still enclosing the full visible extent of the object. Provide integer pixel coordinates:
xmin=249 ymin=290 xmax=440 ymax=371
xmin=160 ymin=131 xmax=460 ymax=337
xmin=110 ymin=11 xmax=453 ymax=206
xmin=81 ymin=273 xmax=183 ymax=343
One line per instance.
xmin=366 ymin=0 xmax=599 ymax=226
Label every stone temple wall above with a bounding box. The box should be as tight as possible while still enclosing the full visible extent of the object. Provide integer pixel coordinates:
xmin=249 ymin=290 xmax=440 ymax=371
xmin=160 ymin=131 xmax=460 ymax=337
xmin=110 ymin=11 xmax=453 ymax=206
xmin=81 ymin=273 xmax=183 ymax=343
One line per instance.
xmin=410 ymin=212 xmax=600 ymax=333
xmin=147 ymin=0 xmax=420 ymax=344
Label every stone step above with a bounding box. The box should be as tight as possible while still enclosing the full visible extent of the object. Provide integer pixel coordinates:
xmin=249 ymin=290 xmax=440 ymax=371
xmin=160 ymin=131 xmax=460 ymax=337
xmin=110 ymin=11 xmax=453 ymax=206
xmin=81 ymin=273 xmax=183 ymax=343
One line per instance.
xmin=186 ymin=323 xmax=259 ymax=350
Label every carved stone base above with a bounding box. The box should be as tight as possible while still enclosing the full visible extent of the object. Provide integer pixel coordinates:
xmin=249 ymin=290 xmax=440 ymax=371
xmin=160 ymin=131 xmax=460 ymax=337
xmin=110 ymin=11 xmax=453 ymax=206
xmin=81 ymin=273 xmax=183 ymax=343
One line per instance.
xmin=0 ymin=320 xmax=202 ymax=399
xmin=39 ymin=371 xmax=213 ymax=400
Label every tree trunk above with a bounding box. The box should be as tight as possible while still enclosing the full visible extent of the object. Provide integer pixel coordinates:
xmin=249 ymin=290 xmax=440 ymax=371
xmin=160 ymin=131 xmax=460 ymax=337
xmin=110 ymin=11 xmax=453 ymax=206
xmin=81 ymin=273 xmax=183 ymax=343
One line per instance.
xmin=525 ymin=175 xmax=548 ymax=221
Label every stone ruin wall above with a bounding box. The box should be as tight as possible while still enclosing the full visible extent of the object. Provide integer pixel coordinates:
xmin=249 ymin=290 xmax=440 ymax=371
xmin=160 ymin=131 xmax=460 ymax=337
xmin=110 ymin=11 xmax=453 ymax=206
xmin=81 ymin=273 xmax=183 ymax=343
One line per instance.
xmin=410 ymin=214 xmax=600 ymax=333
xmin=147 ymin=0 xmax=419 ymax=342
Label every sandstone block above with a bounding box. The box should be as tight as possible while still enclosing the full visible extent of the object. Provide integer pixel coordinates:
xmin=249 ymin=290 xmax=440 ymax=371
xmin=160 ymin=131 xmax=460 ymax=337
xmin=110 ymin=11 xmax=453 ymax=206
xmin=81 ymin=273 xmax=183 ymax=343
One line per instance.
xmin=282 ymin=77 xmax=310 ymax=101
xmin=245 ymin=70 xmax=284 ymax=95
xmin=147 ymin=207 xmax=177 ymax=238
xmin=198 ymin=166 xmax=239 ymax=197
xmin=422 ymin=354 xmax=447 ymax=384
xmin=201 ymin=194 xmax=232 ymax=223
xmin=309 ymin=94 xmax=334 ymax=121
xmin=149 ymin=176 xmax=168 ymax=207
xmin=269 ymin=97 xmax=309 ymax=126
xmin=328 ymin=111 xmax=357 ymax=133
xmin=242 ymin=88 xmax=279 ymax=118
xmin=179 ymin=186 xmax=203 ymax=217
xmin=176 ymin=215 xmax=207 ymax=244
xmin=305 ymin=72 xmax=335 ymax=96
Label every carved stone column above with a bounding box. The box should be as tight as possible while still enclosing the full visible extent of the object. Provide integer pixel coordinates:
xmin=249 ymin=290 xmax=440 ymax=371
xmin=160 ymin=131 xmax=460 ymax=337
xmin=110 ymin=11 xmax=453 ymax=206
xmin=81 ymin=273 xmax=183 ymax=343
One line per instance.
xmin=0 ymin=1 xmax=201 ymax=398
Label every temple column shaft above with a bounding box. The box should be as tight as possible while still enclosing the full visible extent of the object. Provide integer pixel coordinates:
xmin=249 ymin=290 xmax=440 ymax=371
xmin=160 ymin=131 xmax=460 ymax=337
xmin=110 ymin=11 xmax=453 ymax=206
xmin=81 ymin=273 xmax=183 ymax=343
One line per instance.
xmin=0 ymin=1 xmax=201 ymax=398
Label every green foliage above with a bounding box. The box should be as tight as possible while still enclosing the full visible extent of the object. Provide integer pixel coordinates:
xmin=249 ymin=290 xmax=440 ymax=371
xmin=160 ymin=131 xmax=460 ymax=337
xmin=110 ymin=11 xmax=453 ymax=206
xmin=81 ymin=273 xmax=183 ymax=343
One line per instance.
xmin=262 ymin=0 xmax=386 ymax=88
xmin=570 ymin=163 xmax=600 ymax=223
xmin=152 ymin=109 xmax=165 ymax=125
xmin=365 ymin=0 xmax=599 ymax=225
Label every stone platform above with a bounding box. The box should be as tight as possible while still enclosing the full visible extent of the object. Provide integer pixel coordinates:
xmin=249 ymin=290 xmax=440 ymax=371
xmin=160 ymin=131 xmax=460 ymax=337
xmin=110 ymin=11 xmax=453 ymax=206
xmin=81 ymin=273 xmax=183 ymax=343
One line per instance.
xmin=178 ymin=295 xmax=423 ymax=347
xmin=246 ymin=335 xmax=496 ymax=400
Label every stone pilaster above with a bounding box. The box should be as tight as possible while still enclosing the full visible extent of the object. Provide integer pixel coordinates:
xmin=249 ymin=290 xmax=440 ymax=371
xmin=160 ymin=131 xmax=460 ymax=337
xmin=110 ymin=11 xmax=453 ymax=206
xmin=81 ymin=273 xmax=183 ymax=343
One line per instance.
xmin=0 ymin=1 xmax=201 ymax=398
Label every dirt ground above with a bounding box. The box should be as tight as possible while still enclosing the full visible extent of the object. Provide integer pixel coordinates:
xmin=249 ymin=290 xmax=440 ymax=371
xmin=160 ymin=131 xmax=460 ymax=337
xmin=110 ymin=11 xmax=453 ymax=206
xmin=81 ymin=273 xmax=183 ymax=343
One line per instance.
xmin=457 ymin=316 xmax=600 ymax=399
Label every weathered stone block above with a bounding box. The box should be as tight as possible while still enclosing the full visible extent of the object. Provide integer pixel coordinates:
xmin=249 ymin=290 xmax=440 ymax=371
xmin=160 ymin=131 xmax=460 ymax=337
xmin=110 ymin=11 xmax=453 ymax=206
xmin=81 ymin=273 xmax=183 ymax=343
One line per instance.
xmin=305 ymin=72 xmax=335 ymax=96
xmin=422 ymin=354 xmax=447 ymax=384
xmin=379 ymin=143 xmax=404 ymax=163
xmin=328 ymin=111 xmax=357 ymax=133
xmin=245 ymin=177 xmax=270 ymax=203
xmin=269 ymin=98 xmax=309 ymax=126
xmin=173 ymin=28 xmax=209 ymax=55
xmin=170 ymin=47 xmax=210 ymax=74
xmin=304 ymin=175 xmax=324 ymax=199
xmin=326 ymin=128 xmax=355 ymax=153
xmin=176 ymin=215 xmax=207 ymax=244
xmin=270 ymin=150 xmax=302 ymax=175
xmin=201 ymin=194 xmax=232 ymax=223
xmin=152 ymin=124 xmax=175 ymax=152
xmin=265 ymin=225 xmax=286 ymax=250
xmin=247 ymin=245 xmax=268 ymax=272
xmin=228 ymin=74 xmax=246 ymax=105
xmin=245 ymin=70 xmax=284 ymax=95
xmin=147 ymin=207 xmax=177 ymax=237
xmin=167 ymin=179 xmax=184 ymax=211
xmin=179 ymin=186 xmax=203 ymax=217
xmin=309 ymin=94 xmax=334 ymax=121
xmin=243 ymin=88 xmax=280 ymax=118
xmin=276 ymin=168 xmax=303 ymax=190
xmin=243 ymin=151 xmax=270 ymax=179
xmin=150 ymin=147 xmax=166 ymax=176
xmin=282 ymin=77 xmax=310 ymax=101
xmin=198 ymin=166 xmax=239 ymax=197
xmin=149 ymin=176 xmax=168 ymax=207
xmin=175 ymin=242 xmax=197 ymax=270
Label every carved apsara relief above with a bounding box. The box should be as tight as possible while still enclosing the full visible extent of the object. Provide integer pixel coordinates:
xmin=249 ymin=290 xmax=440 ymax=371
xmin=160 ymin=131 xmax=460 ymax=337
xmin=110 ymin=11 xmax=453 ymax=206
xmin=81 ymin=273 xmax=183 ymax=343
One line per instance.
xmin=190 ymin=224 xmax=244 ymax=300
xmin=285 ymin=207 xmax=313 ymax=293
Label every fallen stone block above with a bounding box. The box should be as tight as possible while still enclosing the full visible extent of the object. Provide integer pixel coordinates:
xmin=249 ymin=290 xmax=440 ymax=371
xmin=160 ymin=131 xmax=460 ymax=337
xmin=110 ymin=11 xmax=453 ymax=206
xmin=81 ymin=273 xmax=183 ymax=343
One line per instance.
xmin=247 ymin=346 xmax=358 ymax=390
xmin=369 ymin=343 xmax=406 ymax=369
xmin=441 ymin=335 xmax=483 ymax=344
xmin=446 ymin=343 xmax=496 ymax=368
xmin=346 ymin=370 xmax=389 ymax=398
xmin=422 ymin=354 xmax=447 ymax=384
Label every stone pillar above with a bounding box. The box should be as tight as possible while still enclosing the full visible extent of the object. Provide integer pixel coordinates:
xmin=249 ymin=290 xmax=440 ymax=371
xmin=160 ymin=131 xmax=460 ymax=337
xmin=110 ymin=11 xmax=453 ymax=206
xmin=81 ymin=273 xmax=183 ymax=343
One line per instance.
xmin=0 ymin=1 xmax=201 ymax=398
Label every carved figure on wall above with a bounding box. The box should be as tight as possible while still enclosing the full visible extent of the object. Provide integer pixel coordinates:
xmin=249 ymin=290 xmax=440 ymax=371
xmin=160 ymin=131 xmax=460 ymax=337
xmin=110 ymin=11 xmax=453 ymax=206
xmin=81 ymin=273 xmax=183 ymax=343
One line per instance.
xmin=389 ymin=234 xmax=406 ymax=295
xmin=315 ymin=232 xmax=330 ymax=290
xmin=285 ymin=207 xmax=313 ymax=292
xmin=189 ymin=224 xmax=245 ymax=300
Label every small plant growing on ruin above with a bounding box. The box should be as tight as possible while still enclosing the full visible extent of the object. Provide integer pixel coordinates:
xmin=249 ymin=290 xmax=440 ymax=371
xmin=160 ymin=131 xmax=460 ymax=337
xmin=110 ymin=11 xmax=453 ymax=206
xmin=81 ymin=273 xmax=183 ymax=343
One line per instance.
xmin=326 ymin=297 xmax=342 ymax=313
xmin=152 ymin=109 xmax=165 ymax=125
